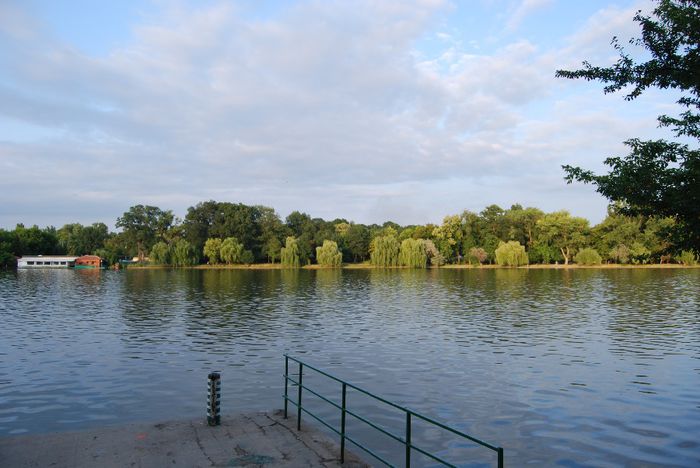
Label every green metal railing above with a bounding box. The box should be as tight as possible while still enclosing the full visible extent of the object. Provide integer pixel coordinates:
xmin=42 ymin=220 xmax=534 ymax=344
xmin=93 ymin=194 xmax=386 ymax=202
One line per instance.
xmin=283 ymin=355 xmax=504 ymax=467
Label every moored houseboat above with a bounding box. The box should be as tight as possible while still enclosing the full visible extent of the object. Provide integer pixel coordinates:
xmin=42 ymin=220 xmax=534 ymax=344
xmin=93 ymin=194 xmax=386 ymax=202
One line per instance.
xmin=17 ymin=255 xmax=78 ymax=268
xmin=74 ymin=255 xmax=107 ymax=269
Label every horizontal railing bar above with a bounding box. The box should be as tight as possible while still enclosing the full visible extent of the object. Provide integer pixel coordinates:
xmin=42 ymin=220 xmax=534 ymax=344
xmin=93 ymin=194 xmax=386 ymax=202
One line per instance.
xmin=287 ymin=393 xmax=408 ymax=451
xmin=299 ymin=406 xmax=343 ymax=437
xmin=284 ymin=356 xmax=405 ymax=410
xmin=411 ymin=413 xmax=500 ymax=451
xmin=285 ymin=355 xmax=346 ymax=384
xmin=285 ymin=354 xmax=501 ymax=454
xmin=285 ymin=378 xmax=343 ymax=412
xmin=344 ymin=407 xmax=406 ymax=445
xmin=410 ymin=443 xmax=456 ymax=467
xmin=286 ymin=397 xmax=394 ymax=467
xmin=343 ymin=432 xmax=396 ymax=467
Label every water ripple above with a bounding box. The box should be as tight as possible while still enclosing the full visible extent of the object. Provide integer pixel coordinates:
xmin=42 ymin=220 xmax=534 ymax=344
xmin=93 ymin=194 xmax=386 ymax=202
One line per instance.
xmin=0 ymin=268 xmax=699 ymax=466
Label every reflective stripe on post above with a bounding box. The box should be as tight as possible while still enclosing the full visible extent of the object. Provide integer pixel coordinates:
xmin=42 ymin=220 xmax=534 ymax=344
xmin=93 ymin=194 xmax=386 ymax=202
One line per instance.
xmin=207 ymin=371 xmax=221 ymax=426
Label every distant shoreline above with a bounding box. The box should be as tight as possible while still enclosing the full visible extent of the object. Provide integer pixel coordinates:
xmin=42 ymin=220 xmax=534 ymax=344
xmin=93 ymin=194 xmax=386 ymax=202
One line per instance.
xmin=123 ymin=263 xmax=698 ymax=270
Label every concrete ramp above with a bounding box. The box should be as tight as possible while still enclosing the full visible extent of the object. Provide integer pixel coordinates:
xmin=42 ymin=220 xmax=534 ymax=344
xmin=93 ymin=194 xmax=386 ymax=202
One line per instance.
xmin=0 ymin=411 xmax=368 ymax=467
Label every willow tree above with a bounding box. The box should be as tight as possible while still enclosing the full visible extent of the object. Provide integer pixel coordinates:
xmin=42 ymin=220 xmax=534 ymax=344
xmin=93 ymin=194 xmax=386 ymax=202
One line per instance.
xmin=220 ymin=237 xmax=245 ymax=264
xmin=316 ymin=240 xmax=342 ymax=267
xmin=370 ymin=235 xmax=400 ymax=267
xmin=280 ymin=236 xmax=301 ymax=268
xmin=203 ymin=238 xmax=222 ymax=264
xmin=495 ymin=241 xmax=528 ymax=267
xmin=150 ymin=241 xmax=171 ymax=265
xmin=171 ymin=239 xmax=199 ymax=266
xmin=399 ymin=238 xmax=427 ymax=268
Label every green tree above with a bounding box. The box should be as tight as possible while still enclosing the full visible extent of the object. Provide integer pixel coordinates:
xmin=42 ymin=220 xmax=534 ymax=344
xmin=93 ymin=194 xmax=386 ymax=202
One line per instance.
xmin=57 ymin=222 xmax=110 ymax=255
xmin=171 ymin=239 xmax=198 ymax=266
xmin=316 ymin=240 xmax=342 ymax=267
xmin=182 ymin=201 xmax=266 ymax=260
xmin=264 ymin=237 xmax=282 ymax=263
xmin=504 ymin=205 xmax=544 ymax=248
xmin=116 ymin=205 xmax=174 ymax=262
xmin=591 ymin=209 xmax=645 ymax=262
xmin=12 ymin=224 xmax=61 ymax=256
xmin=285 ymin=211 xmax=316 ymax=264
xmin=432 ymin=215 xmax=464 ymax=263
xmin=629 ymin=241 xmax=652 ymax=264
xmin=98 ymin=234 xmax=130 ymax=265
xmin=257 ymin=206 xmax=285 ymax=263
xmin=370 ymin=234 xmax=400 ymax=267
xmin=346 ymin=223 xmax=371 ymax=262
xmin=610 ymin=244 xmax=632 ymax=264
xmin=150 ymin=241 xmax=171 ymax=265
xmin=203 ymin=238 xmax=223 ymax=264
xmin=280 ymin=236 xmax=301 ymax=268
xmin=495 ymin=241 xmax=528 ymax=267
xmin=0 ymin=229 xmax=16 ymax=268
xmin=557 ymin=0 xmax=700 ymax=251
xmin=220 ymin=237 xmax=245 ymax=264
xmin=574 ymin=248 xmax=603 ymax=265
xmin=399 ymin=238 xmax=428 ymax=268
xmin=528 ymin=244 xmax=561 ymax=264
xmin=535 ymin=211 xmax=589 ymax=265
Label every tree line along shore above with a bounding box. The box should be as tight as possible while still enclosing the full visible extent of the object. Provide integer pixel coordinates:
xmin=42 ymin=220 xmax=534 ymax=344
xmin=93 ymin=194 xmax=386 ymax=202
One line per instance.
xmin=1 ymin=201 xmax=697 ymax=269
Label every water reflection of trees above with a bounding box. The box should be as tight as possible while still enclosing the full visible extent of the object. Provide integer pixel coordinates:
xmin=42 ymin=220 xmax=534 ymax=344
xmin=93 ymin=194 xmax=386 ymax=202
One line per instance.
xmin=602 ymin=269 xmax=699 ymax=358
xmin=432 ymin=269 xmax=605 ymax=352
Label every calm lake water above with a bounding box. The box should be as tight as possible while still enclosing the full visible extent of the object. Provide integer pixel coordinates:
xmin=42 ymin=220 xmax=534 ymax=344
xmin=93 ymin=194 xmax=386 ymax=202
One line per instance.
xmin=1 ymin=268 xmax=699 ymax=466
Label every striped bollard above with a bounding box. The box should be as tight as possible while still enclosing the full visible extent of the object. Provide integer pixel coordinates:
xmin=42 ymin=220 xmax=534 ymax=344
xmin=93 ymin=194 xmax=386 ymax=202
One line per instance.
xmin=207 ymin=371 xmax=221 ymax=426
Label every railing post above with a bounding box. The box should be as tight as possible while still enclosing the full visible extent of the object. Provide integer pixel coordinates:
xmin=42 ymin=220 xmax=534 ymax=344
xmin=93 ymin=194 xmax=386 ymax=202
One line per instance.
xmin=284 ymin=355 xmax=289 ymax=419
xmin=297 ymin=362 xmax=303 ymax=430
xmin=498 ymin=447 xmax=504 ymax=468
xmin=340 ymin=382 xmax=347 ymax=463
xmin=405 ymin=412 xmax=411 ymax=468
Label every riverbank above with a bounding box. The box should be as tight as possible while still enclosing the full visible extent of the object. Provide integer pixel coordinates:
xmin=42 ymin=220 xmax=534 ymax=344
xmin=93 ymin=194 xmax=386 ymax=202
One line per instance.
xmin=124 ymin=262 xmax=699 ymax=270
xmin=0 ymin=411 xmax=366 ymax=468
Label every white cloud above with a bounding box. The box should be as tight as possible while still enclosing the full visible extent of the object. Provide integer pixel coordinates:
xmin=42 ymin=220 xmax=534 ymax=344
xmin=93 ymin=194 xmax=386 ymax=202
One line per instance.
xmin=0 ymin=0 xmax=668 ymax=227
xmin=506 ymin=0 xmax=554 ymax=31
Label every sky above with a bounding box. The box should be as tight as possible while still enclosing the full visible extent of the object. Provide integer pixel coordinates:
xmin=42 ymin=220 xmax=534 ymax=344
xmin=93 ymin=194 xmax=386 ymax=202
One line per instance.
xmin=0 ymin=0 xmax=675 ymax=229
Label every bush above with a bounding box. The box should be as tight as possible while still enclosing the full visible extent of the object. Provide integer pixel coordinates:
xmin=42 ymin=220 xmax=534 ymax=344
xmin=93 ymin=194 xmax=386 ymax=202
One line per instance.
xmin=280 ymin=237 xmax=301 ymax=268
xmin=676 ymin=250 xmax=697 ymax=265
xmin=399 ymin=238 xmax=427 ymax=268
xmin=574 ymin=248 xmax=602 ymax=265
xmin=370 ymin=235 xmax=400 ymax=267
xmin=316 ymin=240 xmax=342 ymax=267
xmin=494 ymin=241 xmax=528 ymax=267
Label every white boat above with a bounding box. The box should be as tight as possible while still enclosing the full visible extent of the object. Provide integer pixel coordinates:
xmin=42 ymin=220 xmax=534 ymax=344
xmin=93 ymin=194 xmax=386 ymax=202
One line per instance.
xmin=17 ymin=255 xmax=78 ymax=268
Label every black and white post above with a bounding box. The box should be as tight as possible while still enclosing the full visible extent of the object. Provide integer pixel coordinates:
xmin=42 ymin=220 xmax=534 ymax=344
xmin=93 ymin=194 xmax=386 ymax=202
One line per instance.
xmin=207 ymin=371 xmax=221 ymax=426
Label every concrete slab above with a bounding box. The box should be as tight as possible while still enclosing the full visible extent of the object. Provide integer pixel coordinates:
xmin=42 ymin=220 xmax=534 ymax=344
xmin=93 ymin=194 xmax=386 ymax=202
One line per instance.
xmin=0 ymin=411 xmax=369 ymax=467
